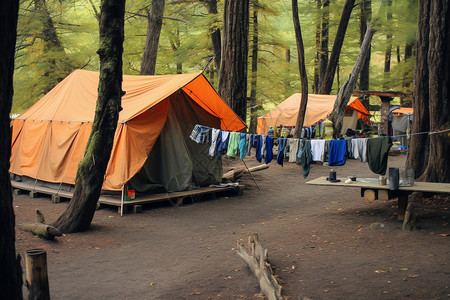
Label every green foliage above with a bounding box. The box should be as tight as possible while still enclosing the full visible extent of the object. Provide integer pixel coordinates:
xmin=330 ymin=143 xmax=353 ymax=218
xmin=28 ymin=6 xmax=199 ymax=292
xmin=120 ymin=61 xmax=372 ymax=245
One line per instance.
xmin=12 ymin=0 xmax=418 ymax=118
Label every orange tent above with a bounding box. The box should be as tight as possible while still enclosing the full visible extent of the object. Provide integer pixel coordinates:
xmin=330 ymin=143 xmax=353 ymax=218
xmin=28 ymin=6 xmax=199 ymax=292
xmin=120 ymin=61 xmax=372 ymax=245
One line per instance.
xmin=10 ymin=69 xmax=246 ymax=191
xmin=256 ymin=93 xmax=370 ymax=135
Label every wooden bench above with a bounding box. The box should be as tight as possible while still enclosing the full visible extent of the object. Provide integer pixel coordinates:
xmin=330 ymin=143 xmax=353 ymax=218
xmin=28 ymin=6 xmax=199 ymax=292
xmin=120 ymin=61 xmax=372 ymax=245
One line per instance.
xmin=306 ymin=176 xmax=450 ymax=220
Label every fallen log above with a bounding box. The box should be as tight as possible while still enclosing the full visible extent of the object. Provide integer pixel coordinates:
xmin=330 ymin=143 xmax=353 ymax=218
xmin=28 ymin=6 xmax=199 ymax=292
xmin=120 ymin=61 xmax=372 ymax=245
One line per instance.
xmin=222 ymin=164 xmax=269 ymax=181
xmin=18 ymin=209 xmax=62 ymax=240
xmin=236 ymin=233 xmax=282 ymax=300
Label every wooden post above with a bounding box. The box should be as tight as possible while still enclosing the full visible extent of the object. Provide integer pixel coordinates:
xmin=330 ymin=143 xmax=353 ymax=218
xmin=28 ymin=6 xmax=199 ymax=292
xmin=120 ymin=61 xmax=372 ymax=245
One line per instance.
xmin=25 ymin=249 xmax=50 ymax=300
xmin=397 ymin=193 xmax=408 ymax=221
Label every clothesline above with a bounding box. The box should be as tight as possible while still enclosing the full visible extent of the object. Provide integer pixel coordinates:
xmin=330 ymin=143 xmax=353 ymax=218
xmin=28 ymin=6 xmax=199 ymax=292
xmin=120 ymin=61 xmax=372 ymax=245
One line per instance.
xmin=190 ymin=124 xmax=394 ymax=179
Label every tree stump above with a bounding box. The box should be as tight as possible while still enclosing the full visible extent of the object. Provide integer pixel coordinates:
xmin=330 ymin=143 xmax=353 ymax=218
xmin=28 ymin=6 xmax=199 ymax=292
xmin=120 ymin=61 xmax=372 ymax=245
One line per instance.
xmin=25 ymin=249 xmax=50 ymax=300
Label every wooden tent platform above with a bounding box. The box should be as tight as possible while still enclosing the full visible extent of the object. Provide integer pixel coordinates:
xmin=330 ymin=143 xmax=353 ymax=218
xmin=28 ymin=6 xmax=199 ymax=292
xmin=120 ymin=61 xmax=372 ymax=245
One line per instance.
xmin=11 ymin=180 xmax=243 ymax=214
xmin=306 ymin=176 xmax=450 ymax=220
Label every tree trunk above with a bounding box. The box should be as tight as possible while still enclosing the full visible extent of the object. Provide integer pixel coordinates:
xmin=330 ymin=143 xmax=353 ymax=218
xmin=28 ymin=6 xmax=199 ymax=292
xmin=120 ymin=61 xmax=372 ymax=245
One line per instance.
xmin=331 ymin=23 xmax=375 ymax=138
xmin=249 ymin=1 xmax=259 ymax=134
xmin=319 ymin=0 xmax=329 ymax=86
xmin=383 ymin=0 xmax=393 ymax=89
xmin=205 ymin=0 xmax=221 ymax=73
xmin=359 ymin=0 xmax=371 ymax=109
xmin=292 ymin=0 xmax=309 ymax=138
xmin=319 ymin=0 xmax=356 ymax=94
xmin=52 ymin=0 xmax=126 ymax=233
xmin=34 ymin=0 xmax=72 ymax=92
xmin=140 ymin=0 xmax=165 ymax=75
xmin=0 ymin=0 xmax=23 ymax=298
xmin=418 ymin=0 xmax=450 ymax=182
xmin=313 ymin=0 xmax=321 ymax=94
xmin=218 ymin=0 xmax=250 ymax=122
xmin=170 ymin=27 xmax=182 ymax=74
xmin=405 ymin=0 xmax=430 ymax=179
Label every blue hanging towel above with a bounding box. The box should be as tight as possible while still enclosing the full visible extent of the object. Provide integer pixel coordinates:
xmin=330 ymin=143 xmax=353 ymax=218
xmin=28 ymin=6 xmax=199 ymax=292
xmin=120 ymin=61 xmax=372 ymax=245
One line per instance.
xmin=239 ymin=133 xmax=247 ymax=159
xmin=277 ymin=138 xmax=287 ymax=166
xmin=328 ymin=140 xmax=347 ymax=166
xmin=265 ymin=136 xmax=274 ymax=164
xmin=255 ymin=135 xmax=262 ymax=162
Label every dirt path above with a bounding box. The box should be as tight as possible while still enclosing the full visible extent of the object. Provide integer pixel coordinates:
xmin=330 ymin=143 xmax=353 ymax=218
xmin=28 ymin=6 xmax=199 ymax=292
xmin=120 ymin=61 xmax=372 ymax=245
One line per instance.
xmin=14 ymin=154 xmax=450 ymax=299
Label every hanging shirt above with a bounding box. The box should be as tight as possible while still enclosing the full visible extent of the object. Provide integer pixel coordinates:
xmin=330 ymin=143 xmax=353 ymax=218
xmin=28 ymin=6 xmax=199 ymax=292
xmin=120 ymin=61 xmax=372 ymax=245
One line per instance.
xmin=300 ymin=140 xmax=313 ymax=178
xmin=288 ymin=138 xmax=299 ymax=163
xmin=226 ymin=132 xmax=240 ymax=157
xmin=351 ymin=138 xmax=368 ymax=162
xmin=217 ymin=131 xmax=230 ymax=154
xmin=321 ymin=140 xmax=331 ymax=163
xmin=209 ymin=128 xmax=220 ymax=156
xmin=261 ymin=135 xmax=267 ymax=159
xmin=265 ymin=136 xmax=274 ymax=164
xmin=367 ymin=136 xmax=392 ymax=175
xmin=328 ymin=140 xmax=347 ymax=166
xmin=239 ymin=133 xmax=247 ymax=159
xmin=311 ymin=139 xmax=326 ymax=162
xmin=246 ymin=134 xmax=253 ymax=156
xmin=277 ymin=138 xmax=287 ymax=166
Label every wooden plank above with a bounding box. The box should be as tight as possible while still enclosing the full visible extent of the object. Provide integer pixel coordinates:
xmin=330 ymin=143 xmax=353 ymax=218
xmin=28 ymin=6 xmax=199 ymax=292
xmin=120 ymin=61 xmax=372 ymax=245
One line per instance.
xmin=306 ymin=176 xmax=450 ymax=194
xmin=11 ymin=179 xmax=242 ymax=210
xmin=11 ymin=181 xmax=73 ymax=199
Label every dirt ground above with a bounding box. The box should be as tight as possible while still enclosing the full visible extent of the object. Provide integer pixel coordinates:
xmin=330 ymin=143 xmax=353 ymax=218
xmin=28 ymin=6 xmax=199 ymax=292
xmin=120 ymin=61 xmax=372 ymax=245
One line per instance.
xmin=14 ymin=154 xmax=450 ymax=299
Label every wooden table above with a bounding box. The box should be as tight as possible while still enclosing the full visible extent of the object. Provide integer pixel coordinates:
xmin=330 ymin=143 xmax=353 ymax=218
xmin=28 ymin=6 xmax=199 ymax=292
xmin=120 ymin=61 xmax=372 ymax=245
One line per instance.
xmin=306 ymin=176 xmax=450 ymax=220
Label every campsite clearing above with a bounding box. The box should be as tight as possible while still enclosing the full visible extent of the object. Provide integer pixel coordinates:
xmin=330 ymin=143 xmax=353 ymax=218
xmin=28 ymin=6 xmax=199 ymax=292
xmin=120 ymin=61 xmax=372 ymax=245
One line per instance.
xmin=14 ymin=155 xmax=450 ymax=299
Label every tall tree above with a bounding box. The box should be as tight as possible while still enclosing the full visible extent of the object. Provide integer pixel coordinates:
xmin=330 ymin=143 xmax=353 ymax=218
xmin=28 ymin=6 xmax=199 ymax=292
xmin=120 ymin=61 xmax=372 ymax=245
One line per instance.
xmin=383 ymin=0 xmax=393 ymax=89
xmin=319 ymin=0 xmax=329 ymax=87
xmin=249 ymin=0 xmax=260 ymax=133
xmin=406 ymin=0 xmax=430 ymax=179
xmin=218 ymin=0 xmax=250 ymax=122
xmin=319 ymin=0 xmax=356 ymax=94
xmin=53 ymin=0 xmax=126 ymax=233
xmin=331 ymin=22 xmax=375 ymax=138
xmin=0 ymin=0 xmax=23 ymax=298
xmin=359 ymin=0 xmax=371 ymax=108
xmin=313 ymin=0 xmax=321 ymax=94
xmin=202 ymin=0 xmax=222 ymax=72
xmin=141 ymin=0 xmax=165 ymax=75
xmin=292 ymin=0 xmax=308 ymax=138
xmin=407 ymin=0 xmax=449 ymax=182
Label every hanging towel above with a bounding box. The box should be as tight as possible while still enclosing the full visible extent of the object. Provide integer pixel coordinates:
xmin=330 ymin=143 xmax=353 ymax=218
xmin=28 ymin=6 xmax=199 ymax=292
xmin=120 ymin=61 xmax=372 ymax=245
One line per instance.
xmin=311 ymin=139 xmax=326 ymax=162
xmin=367 ymin=136 xmax=392 ymax=175
xmin=265 ymin=136 xmax=274 ymax=164
xmin=288 ymin=138 xmax=299 ymax=163
xmin=239 ymin=133 xmax=247 ymax=159
xmin=277 ymin=138 xmax=287 ymax=166
xmin=328 ymin=140 xmax=347 ymax=166
xmin=255 ymin=135 xmax=263 ymax=162
xmin=226 ymin=132 xmax=240 ymax=157
xmin=300 ymin=140 xmax=312 ymax=178
xmin=209 ymin=128 xmax=220 ymax=156
xmin=351 ymin=138 xmax=368 ymax=162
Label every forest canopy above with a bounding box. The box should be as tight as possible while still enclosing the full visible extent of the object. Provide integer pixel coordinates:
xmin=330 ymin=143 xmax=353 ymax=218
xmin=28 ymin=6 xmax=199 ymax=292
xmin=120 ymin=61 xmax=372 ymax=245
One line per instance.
xmin=13 ymin=0 xmax=418 ymax=120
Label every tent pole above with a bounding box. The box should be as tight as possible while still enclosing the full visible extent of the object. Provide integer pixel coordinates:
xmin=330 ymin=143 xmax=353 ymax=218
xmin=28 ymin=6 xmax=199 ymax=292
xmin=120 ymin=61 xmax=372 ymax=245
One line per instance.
xmin=120 ymin=185 xmax=124 ymax=217
xmin=241 ymin=159 xmax=261 ymax=190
